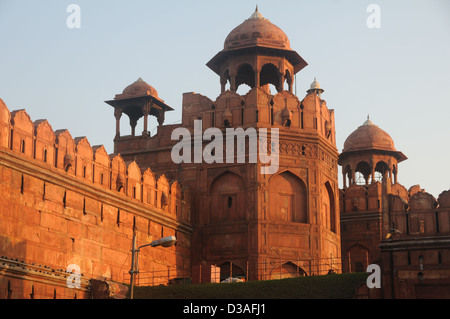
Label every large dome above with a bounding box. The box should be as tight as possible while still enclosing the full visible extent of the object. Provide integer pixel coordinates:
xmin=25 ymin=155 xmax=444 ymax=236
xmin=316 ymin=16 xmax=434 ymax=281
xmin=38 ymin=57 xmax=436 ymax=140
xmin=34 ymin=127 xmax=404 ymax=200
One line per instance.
xmin=342 ymin=118 xmax=396 ymax=153
xmin=224 ymin=7 xmax=291 ymax=51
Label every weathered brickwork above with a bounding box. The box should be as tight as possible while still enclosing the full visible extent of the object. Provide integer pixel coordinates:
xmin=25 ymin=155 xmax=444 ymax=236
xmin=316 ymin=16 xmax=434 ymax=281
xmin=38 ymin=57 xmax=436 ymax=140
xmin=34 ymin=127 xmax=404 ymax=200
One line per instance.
xmin=0 ymin=99 xmax=192 ymax=299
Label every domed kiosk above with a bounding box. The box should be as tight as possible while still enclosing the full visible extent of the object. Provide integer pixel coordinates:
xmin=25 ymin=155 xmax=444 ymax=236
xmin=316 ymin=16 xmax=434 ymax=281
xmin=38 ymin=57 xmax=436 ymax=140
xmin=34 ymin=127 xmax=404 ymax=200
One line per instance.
xmin=339 ymin=117 xmax=407 ymax=187
xmin=343 ymin=117 xmax=396 ymax=153
xmin=105 ymin=78 xmax=173 ymax=141
xmin=207 ymin=7 xmax=308 ymax=93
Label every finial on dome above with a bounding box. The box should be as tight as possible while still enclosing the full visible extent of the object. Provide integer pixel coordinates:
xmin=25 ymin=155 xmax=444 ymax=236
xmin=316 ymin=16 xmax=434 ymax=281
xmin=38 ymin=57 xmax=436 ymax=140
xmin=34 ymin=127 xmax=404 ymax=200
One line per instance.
xmin=249 ymin=5 xmax=265 ymax=20
xmin=362 ymin=115 xmax=375 ymax=126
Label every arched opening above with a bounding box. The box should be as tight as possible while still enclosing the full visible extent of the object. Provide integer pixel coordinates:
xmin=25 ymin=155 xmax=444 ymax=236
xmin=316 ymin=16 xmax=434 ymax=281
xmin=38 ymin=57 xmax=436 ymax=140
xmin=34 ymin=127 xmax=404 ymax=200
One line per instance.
xmin=121 ymin=105 xmax=143 ymax=137
xmin=210 ymin=172 xmax=246 ymax=222
xmin=270 ymin=262 xmax=306 ymax=279
xmin=374 ymin=161 xmax=389 ymax=183
xmin=355 ymin=161 xmax=371 ymax=185
xmin=235 ymin=64 xmax=255 ymax=92
xmin=260 ymin=63 xmax=281 ymax=93
xmin=218 ymin=262 xmax=246 ymax=282
xmin=269 ymin=171 xmax=307 ymax=223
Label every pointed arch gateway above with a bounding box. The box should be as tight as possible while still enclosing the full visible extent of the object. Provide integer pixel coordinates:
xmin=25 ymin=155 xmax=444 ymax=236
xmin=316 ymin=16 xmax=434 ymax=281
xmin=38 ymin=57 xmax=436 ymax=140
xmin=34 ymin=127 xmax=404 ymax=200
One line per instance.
xmin=268 ymin=171 xmax=307 ymax=223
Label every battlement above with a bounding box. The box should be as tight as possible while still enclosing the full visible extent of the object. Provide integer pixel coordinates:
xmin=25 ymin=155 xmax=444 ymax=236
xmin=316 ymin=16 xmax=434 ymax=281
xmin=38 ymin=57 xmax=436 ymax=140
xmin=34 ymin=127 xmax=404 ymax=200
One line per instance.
xmin=0 ymin=98 xmax=191 ymax=223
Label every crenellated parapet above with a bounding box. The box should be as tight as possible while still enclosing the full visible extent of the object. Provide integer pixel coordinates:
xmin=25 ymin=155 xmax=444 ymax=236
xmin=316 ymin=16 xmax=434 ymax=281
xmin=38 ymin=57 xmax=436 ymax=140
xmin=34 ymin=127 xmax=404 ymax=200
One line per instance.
xmin=181 ymin=84 xmax=336 ymax=147
xmin=0 ymin=97 xmax=193 ymax=298
xmin=340 ymin=177 xmax=450 ymax=238
xmin=389 ymin=186 xmax=450 ymax=237
xmin=0 ymin=98 xmax=191 ymax=223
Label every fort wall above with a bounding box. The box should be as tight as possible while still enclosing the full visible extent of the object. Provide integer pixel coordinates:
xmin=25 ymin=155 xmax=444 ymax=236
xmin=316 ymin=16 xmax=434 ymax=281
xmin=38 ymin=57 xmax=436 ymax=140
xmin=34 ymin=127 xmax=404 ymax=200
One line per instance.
xmin=0 ymin=98 xmax=192 ymax=299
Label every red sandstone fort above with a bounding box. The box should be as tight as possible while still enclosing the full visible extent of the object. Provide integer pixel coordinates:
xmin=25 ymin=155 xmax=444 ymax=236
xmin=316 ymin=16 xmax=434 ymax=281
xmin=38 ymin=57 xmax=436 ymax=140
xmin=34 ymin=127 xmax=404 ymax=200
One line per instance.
xmin=1 ymin=8 xmax=449 ymax=299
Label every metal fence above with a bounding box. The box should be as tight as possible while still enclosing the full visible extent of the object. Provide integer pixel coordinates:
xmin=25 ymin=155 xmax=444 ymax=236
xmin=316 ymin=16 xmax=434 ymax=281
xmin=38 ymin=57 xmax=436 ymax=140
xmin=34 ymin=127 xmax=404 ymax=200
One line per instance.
xmin=124 ymin=266 xmax=192 ymax=287
xmin=124 ymin=256 xmax=349 ymax=287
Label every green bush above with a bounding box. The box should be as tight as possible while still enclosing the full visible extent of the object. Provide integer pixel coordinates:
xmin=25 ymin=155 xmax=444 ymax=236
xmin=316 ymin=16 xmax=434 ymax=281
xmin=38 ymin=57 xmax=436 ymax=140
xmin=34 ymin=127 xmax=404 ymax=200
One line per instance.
xmin=131 ymin=272 xmax=369 ymax=299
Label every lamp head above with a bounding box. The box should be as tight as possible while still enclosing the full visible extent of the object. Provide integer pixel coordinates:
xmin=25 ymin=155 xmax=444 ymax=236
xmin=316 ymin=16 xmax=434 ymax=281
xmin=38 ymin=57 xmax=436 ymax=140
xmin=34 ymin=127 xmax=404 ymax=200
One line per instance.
xmin=151 ymin=236 xmax=177 ymax=248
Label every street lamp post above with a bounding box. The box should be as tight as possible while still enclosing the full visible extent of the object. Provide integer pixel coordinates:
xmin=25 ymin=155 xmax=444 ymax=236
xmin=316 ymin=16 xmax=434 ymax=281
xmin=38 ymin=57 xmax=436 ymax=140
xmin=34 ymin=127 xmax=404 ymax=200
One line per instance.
xmin=129 ymin=235 xmax=177 ymax=299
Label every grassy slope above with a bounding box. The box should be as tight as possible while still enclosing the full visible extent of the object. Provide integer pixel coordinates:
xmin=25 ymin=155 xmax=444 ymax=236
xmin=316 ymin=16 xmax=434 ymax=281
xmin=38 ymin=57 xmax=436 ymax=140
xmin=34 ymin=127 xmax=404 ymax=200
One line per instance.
xmin=131 ymin=272 xmax=369 ymax=299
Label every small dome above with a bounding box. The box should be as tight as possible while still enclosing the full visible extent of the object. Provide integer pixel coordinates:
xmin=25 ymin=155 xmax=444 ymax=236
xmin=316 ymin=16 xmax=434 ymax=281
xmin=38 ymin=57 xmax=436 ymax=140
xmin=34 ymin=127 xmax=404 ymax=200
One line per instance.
xmin=343 ymin=117 xmax=396 ymax=153
xmin=307 ymin=77 xmax=324 ymax=94
xmin=310 ymin=78 xmax=321 ymax=90
xmin=224 ymin=7 xmax=291 ymax=51
xmin=116 ymin=78 xmax=158 ymax=99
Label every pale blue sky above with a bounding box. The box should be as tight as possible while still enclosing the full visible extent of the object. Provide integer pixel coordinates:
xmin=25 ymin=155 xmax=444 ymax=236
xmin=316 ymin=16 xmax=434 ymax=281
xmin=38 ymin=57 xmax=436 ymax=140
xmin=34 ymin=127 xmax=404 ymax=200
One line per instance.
xmin=0 ymin=0 xmax=449 ymax=197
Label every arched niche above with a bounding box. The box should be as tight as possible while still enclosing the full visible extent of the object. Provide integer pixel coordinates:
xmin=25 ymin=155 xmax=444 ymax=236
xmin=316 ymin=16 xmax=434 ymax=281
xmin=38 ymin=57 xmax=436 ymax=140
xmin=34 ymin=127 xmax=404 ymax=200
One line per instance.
xmin=55 ymin=129 xmax=76 ymax=173
xmin=346 ymin=244 xmax=369 ymax=273
xmin=111 ymin=154 xmax=127 ymax=193
xmin=271 ymin=91 xmax=301 ymax=127
xmin=157 ymin=174 xmax=170 ymax=210
xmin=210 ymin=171 xmax=247 ymax=222
xmin=323 ymin=181 xmax=336 ymax=233
xmin=268 ymin=171 xmax=307 ymax=223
